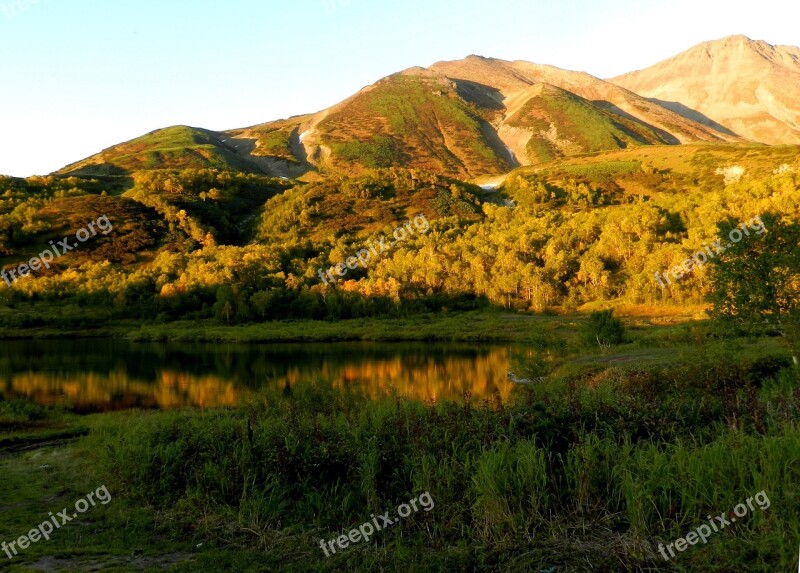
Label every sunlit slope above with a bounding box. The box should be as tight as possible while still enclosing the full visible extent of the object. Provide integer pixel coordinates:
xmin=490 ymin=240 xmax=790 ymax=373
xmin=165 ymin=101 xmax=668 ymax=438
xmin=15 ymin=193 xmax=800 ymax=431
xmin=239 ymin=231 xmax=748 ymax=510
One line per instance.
xmin=612 ymin=36 xmax=800 ymax=144
xmin=56 ymin=53 xmax=752 ymax=180
xmin=58 ymin=126 xmax=267 ymax=176
xmin=504 ymin=83 xmax=670 ymax=164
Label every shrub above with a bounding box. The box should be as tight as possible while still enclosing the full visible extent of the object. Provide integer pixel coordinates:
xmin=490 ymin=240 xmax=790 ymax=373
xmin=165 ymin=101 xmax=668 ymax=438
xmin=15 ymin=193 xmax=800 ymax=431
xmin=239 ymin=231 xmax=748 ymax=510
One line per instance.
xmin=582 ymin=309 xmax=625 ymax=348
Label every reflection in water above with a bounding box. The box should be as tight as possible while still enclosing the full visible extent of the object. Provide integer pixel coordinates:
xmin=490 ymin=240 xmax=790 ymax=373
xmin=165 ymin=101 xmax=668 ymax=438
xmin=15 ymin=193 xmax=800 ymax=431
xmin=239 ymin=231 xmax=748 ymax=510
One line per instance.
xmin=0 ymin=340 xmax=515 ymax=411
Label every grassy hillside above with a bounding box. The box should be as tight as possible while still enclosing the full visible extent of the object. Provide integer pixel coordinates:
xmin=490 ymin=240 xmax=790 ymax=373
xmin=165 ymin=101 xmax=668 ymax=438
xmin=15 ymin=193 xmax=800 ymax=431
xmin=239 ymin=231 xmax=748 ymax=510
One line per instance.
xmin=428 ymin=56 xmax=738 ymax=145
xmin=525 ymin=142 xmax=800 ymax=193
xmin=315 ymin=74 xmax=512 ymax=177
xmin=54 ymin=52 xmax=773 ymax=181
xmin=506 ymin=84 xmax=671 ymax=164
xmin=226 ymin=117 xmax=312 ymax=165
xmin=0 ymin=168 xmax=292 ymax=306
xmin=58 ymin=126 xmax=267 ymax=176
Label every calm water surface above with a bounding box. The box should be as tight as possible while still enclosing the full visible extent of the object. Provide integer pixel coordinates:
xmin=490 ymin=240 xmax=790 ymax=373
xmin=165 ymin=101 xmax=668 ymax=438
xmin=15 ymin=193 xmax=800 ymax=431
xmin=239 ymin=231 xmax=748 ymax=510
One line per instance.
xmin=0 ymin=340 xmax=518 ymax=411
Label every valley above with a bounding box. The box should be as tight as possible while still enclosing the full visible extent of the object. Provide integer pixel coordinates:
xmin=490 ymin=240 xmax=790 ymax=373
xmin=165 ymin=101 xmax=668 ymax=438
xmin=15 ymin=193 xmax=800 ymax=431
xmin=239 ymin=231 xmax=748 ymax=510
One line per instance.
xmin=1 ymin=31 xmax=799 ymax=572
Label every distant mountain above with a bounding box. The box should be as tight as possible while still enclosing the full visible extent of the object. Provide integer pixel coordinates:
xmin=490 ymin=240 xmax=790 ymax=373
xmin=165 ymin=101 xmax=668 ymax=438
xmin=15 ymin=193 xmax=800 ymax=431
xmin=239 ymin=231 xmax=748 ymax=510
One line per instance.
xmin=611 ymin=35 xmax=800 ymax=145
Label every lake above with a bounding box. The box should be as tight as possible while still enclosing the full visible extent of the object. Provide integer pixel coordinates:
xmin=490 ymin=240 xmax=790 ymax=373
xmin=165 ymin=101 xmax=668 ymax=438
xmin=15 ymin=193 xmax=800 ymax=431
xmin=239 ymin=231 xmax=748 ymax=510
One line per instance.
xmin=0 ymin=339 xmax=518 ymax=411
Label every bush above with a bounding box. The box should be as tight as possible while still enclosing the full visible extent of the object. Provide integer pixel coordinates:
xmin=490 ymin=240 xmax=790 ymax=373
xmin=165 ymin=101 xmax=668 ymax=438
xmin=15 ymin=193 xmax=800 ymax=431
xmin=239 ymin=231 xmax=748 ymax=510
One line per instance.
xmin=581 ymin=309 xmax=625 ymax=348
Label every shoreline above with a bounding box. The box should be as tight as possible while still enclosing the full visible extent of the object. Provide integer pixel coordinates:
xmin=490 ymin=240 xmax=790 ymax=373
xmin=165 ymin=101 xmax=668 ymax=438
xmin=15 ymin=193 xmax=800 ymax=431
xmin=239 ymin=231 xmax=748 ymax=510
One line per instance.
xmin=0 ymin=308 xmax=705 ymax=344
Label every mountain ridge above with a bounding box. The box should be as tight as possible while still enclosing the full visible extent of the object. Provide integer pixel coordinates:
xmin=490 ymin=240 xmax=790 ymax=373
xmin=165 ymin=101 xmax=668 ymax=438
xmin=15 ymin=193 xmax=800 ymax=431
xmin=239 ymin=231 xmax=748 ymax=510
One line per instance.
xmin=57 ymin=36 xmax=798 ymax=179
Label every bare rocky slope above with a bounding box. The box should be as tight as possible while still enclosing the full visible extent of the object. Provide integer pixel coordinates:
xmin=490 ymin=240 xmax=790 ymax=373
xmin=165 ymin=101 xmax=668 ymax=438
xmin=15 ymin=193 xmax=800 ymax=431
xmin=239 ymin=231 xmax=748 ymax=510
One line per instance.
xmin=611 ymin=35 xmax=800 ymax=145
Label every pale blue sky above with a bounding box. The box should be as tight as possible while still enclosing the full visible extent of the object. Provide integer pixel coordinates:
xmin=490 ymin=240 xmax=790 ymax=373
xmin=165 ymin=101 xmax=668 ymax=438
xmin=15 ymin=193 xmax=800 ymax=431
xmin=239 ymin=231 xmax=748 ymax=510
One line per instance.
xmin=0 ymin=0 xmax=796 ymax=176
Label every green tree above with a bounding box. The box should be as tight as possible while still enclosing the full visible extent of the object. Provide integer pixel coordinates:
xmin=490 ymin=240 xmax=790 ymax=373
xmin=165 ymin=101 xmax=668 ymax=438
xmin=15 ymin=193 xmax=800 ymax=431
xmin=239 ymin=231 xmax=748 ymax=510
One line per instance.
xmin=707 ymin=214 xmax=800 ymax=367
xmin=213 ymin=286 xmax=236 ymax=323
xmin=581 ymin=309 xmax=625 ymax=349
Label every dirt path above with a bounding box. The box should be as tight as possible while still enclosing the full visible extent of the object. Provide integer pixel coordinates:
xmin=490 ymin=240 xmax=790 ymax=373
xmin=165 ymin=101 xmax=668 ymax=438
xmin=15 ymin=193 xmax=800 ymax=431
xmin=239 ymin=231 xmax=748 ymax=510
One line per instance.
xmin=0 ymin=429 xmax=89 ymax=459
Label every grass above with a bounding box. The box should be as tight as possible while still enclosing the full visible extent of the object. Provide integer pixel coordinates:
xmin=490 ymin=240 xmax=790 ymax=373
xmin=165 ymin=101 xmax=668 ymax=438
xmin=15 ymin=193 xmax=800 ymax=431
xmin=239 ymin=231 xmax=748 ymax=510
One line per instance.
xmin=331 ymin=137 xmax=398 ymax=169
xmin=59 ymin=126 xmax=265 ymax=176
xmin=0 ymin=329 xmax=798 ymax=571
xmin=0 ymin=309 xmax=569 ymax=343
xmin=556 ymin=160 xmax=643 ymax=183
xmin=251 ymin=128 xmax=297 ymax=161
xmin=125 ymin=311 xmax=578 ymax=344
xmin=0 ymin=306 xmax=710 ymax=344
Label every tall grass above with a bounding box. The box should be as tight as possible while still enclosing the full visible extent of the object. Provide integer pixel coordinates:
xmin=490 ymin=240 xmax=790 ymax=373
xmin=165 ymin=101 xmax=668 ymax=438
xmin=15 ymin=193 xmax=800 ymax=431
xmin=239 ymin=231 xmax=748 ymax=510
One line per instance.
xmin=86 ymin=357 xmax=800 ymax=570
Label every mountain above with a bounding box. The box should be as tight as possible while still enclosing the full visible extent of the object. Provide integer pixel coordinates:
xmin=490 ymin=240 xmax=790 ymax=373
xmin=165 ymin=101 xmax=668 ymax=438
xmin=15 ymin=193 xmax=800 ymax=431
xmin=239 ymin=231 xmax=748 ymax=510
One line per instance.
xmin=427 ymin=56 xmax=738 ymax=158
xmin=496 ymin=83 xmax=668 ymax=164
xmin=229 ymin=72 xmax=518 ymax=179
xmin=233 ymin=58 xmax=736 ymax=177
xmin=59 ymin=55 xmax=740 ymax=180
xmin=611 ymin=35 xmax=800 ymax=145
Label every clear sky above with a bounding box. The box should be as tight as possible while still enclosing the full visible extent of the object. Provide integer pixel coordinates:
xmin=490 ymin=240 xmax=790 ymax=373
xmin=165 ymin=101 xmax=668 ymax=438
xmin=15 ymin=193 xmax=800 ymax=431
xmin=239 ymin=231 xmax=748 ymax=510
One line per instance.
xmin=0 ymin=0 xmax=796 ymax=176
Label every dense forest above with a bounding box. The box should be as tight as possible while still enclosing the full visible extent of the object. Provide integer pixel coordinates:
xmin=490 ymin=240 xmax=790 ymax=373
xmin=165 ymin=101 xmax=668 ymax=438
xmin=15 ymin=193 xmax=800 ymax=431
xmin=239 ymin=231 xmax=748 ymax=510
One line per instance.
xmin=0 ymin=144 xmax=798 ymax=325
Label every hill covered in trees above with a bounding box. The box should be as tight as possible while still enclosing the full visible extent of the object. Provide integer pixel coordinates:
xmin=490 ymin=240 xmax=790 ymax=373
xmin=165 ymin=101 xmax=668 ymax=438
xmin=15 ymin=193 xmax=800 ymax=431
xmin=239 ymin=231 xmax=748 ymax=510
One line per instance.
xmin=1 ymin=143 xmax=797 ymax=327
